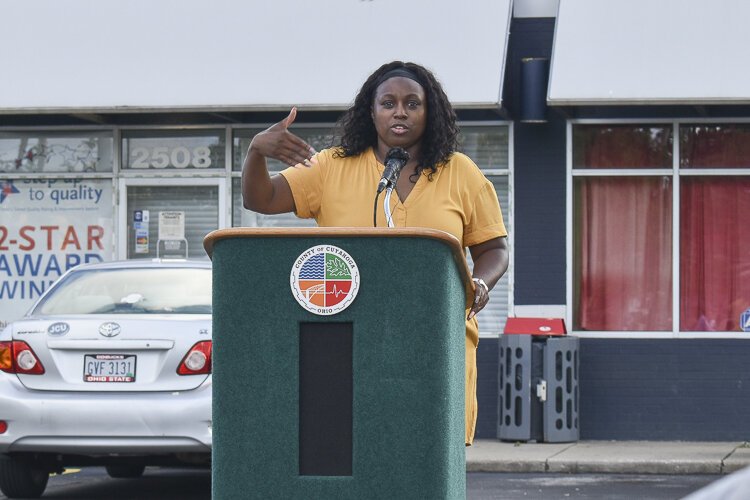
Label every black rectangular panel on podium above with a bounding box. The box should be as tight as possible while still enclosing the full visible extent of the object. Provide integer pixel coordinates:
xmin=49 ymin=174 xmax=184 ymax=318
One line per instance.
xmin=204 ymin=227 xmax=473 ymax=500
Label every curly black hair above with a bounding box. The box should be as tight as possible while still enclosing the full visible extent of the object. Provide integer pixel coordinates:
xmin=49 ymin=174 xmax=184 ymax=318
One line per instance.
xmin=334 ymin=61 xmax=459 ymax=182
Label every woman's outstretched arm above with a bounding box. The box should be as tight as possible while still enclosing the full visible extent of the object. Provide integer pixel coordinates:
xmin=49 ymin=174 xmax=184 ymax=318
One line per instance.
xmin=242 ymin=107 xmax=316 ymax=214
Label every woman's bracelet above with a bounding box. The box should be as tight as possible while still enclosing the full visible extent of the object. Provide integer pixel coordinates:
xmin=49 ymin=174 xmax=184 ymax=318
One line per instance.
xmin=472 ymin=277 xmax=489 ymax=294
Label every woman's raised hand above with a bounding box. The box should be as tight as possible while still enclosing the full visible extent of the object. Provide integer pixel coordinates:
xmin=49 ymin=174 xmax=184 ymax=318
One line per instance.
xmin=249 ymin=107 xmax=317 ymax=167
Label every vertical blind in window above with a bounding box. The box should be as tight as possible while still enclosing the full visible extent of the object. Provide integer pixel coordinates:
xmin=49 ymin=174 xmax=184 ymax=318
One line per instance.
xmin=127 ymin=185 xmax=218 ymax=260
xmin=460 ymin=126 xmax=510 ymax=336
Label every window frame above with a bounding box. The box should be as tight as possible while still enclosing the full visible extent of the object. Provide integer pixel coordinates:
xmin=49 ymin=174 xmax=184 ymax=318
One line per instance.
xmin=0 ymin=120 xmax=514 ymax=338
xmin=567 ymin=118 xmax=750 ymax=338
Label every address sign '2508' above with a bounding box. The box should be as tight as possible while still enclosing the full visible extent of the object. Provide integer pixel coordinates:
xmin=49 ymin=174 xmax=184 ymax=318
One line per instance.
xmin=130 ymin=146 xmax=213 ymax=169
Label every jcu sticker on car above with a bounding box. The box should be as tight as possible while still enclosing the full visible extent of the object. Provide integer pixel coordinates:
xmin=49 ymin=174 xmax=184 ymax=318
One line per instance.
xmin=290 ymin=245 xmax=360 ymax=316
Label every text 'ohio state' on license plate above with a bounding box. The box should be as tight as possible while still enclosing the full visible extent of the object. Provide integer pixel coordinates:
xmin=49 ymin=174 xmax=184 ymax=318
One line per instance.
xmin=84 ymin=354 xmax=136 ymax=383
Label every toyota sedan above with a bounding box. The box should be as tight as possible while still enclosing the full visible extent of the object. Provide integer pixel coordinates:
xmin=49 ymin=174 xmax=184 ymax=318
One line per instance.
xmin=0 ymin=260 xmax=212 ymax=498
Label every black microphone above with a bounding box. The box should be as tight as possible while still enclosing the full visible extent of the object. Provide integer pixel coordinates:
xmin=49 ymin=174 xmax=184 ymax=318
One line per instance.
xmin=376 ymin=147 xmax=410 ymax=193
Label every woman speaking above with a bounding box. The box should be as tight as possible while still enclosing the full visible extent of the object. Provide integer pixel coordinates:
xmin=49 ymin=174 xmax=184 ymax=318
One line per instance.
xmin=242 ymin=60 xmax=509 ymax=446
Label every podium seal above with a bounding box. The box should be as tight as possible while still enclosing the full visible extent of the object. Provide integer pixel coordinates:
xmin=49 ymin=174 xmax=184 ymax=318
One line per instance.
xmin=291 ymin=245 xmax=360 ymax=316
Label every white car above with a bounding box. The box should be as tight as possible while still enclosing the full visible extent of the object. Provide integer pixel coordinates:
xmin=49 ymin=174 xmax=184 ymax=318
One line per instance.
xmin=0 ymin=260 xmax=212 ymax=499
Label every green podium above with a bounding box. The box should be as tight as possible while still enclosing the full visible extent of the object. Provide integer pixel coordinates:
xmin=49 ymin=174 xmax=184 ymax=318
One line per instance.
xmin=204 ymin=227 xmax=473 ymax=500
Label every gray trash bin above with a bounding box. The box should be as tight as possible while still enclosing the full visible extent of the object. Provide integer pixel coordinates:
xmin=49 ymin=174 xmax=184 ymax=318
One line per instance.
xmin=498 ymin=318 xmax=579 ymax=443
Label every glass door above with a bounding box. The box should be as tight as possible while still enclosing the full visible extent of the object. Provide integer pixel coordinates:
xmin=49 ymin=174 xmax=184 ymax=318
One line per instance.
xmin=118 ymin=178 xmax=225 ymax=260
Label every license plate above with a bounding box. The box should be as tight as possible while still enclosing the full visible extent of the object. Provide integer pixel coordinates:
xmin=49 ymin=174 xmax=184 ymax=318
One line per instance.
xmin=84 ymin=354 xmax=136 ymax=383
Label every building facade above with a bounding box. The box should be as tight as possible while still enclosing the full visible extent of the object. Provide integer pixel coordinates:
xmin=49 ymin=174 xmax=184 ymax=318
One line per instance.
xmin=1 ymin=0 xmax=748 ymax=440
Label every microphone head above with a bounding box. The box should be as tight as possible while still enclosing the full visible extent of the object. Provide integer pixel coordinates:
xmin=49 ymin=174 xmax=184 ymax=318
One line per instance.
xmin=385 ymin=147 xmax=410 ymax=163
xmin=377 ymin=147 xmax=410 ymax=193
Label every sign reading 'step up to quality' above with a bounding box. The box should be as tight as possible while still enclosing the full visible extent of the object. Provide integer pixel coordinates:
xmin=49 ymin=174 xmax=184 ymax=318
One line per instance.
xmin=0 ymin=179 xmax=114 ymax=328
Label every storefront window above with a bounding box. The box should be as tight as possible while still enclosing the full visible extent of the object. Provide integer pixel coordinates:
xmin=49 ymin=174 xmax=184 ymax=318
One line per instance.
xmin=680 ymin=125 xmax=750 ymax=168
xmin=232 ymin=127 xmax=335 ymax=173
xmin=573 ymin=125 xmax=675 ymax=331
xmin=0 ymin=131 xmax=113 ymax=173
xmin=231 ymin=126 xmax=335 ymax=227
xmin=231 ymin=177 xmax=315 ymax=229
xmin=126 ymin=185 xmax=218 ymax=260
xmin=680 ymin=177 xmax=750 ymax=331
xmin=460 ymin=126 xmax=511 ymax=336
xmin=573 ymin=123 xmax=750 ymax=333
xmin=679 ymin=125 xmax=750 ymax=332
xmin=574 ymin=176 xmax=673 ymax=331
xmin=573 ymin=125 xmax=672 ymax=169
xmin=122 ymin=129 xmax=225 ymax=171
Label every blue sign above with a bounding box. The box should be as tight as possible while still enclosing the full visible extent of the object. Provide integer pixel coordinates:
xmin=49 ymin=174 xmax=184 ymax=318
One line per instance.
xmin=133 ymin=210 xmax=143 ymax=222
xmin=742 ymin=308 xmax=750 ymax=333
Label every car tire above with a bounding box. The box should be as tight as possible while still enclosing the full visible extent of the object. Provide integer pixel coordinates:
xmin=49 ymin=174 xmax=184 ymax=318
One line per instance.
xmin=105 ymin=464 xmax=146 ymax=479
xmin=0 ymin=457 xmax=49 ymax=499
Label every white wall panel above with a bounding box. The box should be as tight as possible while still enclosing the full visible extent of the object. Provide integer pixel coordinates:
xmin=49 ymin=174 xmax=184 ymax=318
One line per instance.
xmin=0 ymin=0 xmax=511 ymax=111
xmin=514 ymin=0 xmax=558 ymax=18
xmin=549 ymin=0 xmax=750 ymax=105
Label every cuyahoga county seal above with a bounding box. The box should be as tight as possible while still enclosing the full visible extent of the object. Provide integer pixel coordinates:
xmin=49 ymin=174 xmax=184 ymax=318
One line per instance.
xmin=290 ymin=245 xmax=360 ymax=316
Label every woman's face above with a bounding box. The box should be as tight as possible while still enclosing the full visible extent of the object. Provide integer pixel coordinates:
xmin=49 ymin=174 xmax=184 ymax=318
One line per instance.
xmin=371 ymin=76 xmax=427 ymax=154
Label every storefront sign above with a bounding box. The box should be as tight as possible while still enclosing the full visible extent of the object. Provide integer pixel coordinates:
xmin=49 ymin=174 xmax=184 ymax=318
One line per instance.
xmin=130 ymin=146 xmax=212 ymax=169
xmin=158 ymin=211 xmax=185 ymax=240
xmin=742 ymin=308 xmax=750 ymax=333
xmin=0 ymin=179 xmax=113 ymax=329
xmin=121 ymin=131 xmax=222 ymax=171
xmin=133 ymin=210 xmax=150 ymax=254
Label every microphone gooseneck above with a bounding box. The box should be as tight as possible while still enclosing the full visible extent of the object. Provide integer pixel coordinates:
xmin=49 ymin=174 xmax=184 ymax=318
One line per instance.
xmin=376 ymin=148 xmax=410 ymax=194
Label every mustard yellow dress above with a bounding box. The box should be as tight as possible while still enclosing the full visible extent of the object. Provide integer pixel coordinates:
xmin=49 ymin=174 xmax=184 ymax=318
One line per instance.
xmin=281 ymin=147 xmax=507 ymax=444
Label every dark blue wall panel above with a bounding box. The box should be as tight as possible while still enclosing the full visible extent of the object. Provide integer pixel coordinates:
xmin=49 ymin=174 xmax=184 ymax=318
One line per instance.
xmin=512 ymin=119 xmax=567 ymax=305
xmin=579 ymin=339 xmax=750 ymax=440
xmin=505 ymin=18 xmax=567 ymax=305
xmin=476 ymin=338 xmax=499 ymax=438
xmin=477 ymin=338 xmax=750 ymax=441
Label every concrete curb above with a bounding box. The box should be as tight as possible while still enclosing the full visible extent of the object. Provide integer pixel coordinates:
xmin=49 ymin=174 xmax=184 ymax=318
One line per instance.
xmin=466 ymin=440 xmax=750 ymax=475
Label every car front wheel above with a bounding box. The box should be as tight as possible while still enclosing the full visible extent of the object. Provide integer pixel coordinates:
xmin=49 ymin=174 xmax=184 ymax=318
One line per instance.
xmin=105 ymin=464 xmax=146 ymax=479
xmin=0 ymin=456 xmax=49 ymax=499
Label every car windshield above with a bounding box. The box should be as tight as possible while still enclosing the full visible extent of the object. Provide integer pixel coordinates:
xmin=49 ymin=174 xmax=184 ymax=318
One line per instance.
xmin=32 ymin=267 xmax=212 ymax=315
